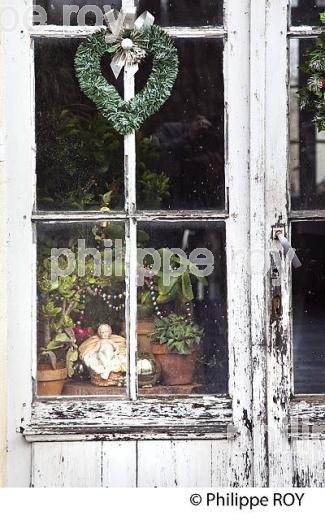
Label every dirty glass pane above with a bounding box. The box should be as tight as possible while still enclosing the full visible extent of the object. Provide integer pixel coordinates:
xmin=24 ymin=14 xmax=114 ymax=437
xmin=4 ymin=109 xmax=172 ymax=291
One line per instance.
xmin=35 ymin=39 xmax=124 ymax=211
xmin=138 ymin=0 xmax=223 ymax=26
xmin=290 ymin=38 xmax=325 ymax=210
xmin=33 ymin=1 xmax=122 ymax=25
xmin=36 ymin=221 xmax=127 ymax=397
xmin=33 ymin=1 xmax=223 ymax=26
xmin=290 ymin=0 xmax=325 ymax=26
xmin=136 ymin=221 xmax=228 ymax=395
xmin=136 ymin=38 xmax=224 ymax=211
xmin=292 ymin=221 xmax=325 ymax=394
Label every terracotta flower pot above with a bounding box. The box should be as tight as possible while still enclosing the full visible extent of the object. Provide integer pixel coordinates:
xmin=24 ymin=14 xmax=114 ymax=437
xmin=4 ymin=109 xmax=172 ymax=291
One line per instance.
xmin=121 ymin=318 xmax=155 ymax=353
xmin=151 ymin=344 xmax=196 ymax=386
xmin=137 ymin=318 xmax=155 ymax=353
xmin=37 ymin=363 xmax=68 ymax=396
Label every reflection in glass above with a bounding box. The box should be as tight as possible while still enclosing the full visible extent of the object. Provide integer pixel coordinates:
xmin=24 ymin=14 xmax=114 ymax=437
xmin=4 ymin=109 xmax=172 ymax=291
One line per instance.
xmin=137 ymin=221 xmax=228 ymax=395
xmin=35 ymin=39 xmax=124 ymax=211
xmin=138 ymin=0 xmax=223 ymax=27
xmin=33 ymin=1 xmax=222 ymax=26
xmin=33 ymin=1 xmax=122 ymax=25
xmin=290 ymin=0 xmax=325 ymax=26
xmin=293 ymin=222 xmax=325 ymax=393
xmin=37 ymin=222 xmax=126 ymax=396
xmin=290 ymin=38 xmax=325 ymax=210
xmin=136 ymin=38 xmax=224 ymax=210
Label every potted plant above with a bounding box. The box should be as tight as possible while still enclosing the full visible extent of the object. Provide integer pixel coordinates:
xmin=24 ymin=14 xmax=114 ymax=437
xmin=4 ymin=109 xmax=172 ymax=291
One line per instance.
xmin=37 ymin=255 xmax=100 ymax=395
xmin=150 ymin=313 xmax=204 ymax=386
xmin=137 ymin=248 xmax=207 ymax=353
xmin=37 ymin=328 xmax=78 ymax=396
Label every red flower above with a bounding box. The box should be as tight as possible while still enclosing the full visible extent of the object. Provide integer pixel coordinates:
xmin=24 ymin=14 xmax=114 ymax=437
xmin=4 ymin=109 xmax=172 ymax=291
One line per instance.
xmin=73 ymin=326 xmax=86 ymax=337
xmin=322 ymin=80 xmax=325 ymax=88
xmin=84 ymin=327 xmax=94 ymax=337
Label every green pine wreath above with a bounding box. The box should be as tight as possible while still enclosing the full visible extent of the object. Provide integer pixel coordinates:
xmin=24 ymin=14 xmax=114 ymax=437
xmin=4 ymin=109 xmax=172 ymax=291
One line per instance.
xmin=74 ymin=25 xmax=179 ymax=135
xmin=299 ymin=13 xmax=325 ymax=131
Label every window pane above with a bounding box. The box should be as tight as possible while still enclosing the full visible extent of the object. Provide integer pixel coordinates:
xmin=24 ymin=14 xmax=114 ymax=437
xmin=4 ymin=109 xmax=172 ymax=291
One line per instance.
xmin=290 ymin=38 xmax=325 ymax=210
xmin=34 ymin=1 xmax=122 ymax=25
xmin=37 ymin=221 xmax=127 ymax=396
xmin=33 ymin=1 xmax=223 ymax=26
xmin=138 ymin=0 xmax=223 ymax=26
xmin=35 ymin=39 xmax=124 ymax=211
xmin=136 ymin=221 xmax=228 ymax=395
xmin=292 ymin=221 xmax=325 ymax=394
xmin=291 ymin=0 xmax=325 ymax=26
xmin=136 ymin=38 xmax=224 ymax=211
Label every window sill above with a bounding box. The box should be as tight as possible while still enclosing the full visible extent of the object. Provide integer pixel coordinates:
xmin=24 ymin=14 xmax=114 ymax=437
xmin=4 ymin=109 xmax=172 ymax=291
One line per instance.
xmin=22 ymin=396 xmax=235 ymax=442
xmin=289 ymin=396 xmax=325 ymax=439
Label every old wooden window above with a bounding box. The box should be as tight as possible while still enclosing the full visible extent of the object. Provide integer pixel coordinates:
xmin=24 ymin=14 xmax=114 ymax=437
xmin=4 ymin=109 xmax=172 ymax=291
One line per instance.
xmin=5 ymin=0 xmax=251 ymax=443
xmin=274 ymin=1 xmax=325 ymax=443
xmin=289 ymin=2 xmax=325 ymax=395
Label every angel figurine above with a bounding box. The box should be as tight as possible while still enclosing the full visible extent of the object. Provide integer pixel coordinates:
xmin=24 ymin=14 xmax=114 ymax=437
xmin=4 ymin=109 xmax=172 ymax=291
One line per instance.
xmin=79 ymin=324 xmax=126 ymax=384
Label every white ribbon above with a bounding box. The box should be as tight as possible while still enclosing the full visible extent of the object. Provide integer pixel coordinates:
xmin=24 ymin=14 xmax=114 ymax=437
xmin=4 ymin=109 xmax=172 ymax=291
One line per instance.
xmin=104 ymin=8 xmax=155 ymax=79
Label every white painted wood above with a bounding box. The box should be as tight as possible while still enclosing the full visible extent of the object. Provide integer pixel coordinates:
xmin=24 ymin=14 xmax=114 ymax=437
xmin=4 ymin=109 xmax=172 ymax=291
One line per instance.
xmin=225 ymin=0 xmax=252 ymax=487
xmin=122 ymin=0 xmax=138 ymax=399
xmin=0 ymin=17 xmax=7 ymax=487
xmin=172 ymin=441 xmax=212 ymax=487
xmin=32 ymin=211 xmax=229 ymax=221
xmin=265 ymin=0 xmax=293 ymax=487
xmin=4 ymin=0 xmax=34 ymax=487
xmin=137 ymin=440 xmax=213 ymax=487
xmin=30 ymin=25 xmax=226 ymax=39
xmin=32 ymin=442 xmax=102 ymax=487
xmin=24 ymin=396 xmax=233 ymax=441
xmin=137 ymin=441 xmax=177 ymax=487
xmin=102 ymin=441 xmax=137 ymax=487
xmin=292 ymin=440 xmax=325 ymax=487
xmin=289 ymin=27 xmax=324 ymax=36
xmin=31 ymin=440 xmax=233 ymax=487
xmin=249 ymin=0 xmax=268 ymax=487
xmin=211 ymin=440 xmax=232 ymax=487
xmin=2 ymin=0 xmax=263 ymax=488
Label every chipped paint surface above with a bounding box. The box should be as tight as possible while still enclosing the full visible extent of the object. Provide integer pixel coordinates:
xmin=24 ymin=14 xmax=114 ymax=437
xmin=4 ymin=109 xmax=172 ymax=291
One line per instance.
xmin=0 ymin=12 xmax=7 ymax=488
xmin=5 ymin=0 xmax=325 ymax=488
xmin=24 ymin=397 xmax=235 ymax=442
xmin=4 ymin=0 xmax=254 ymax=487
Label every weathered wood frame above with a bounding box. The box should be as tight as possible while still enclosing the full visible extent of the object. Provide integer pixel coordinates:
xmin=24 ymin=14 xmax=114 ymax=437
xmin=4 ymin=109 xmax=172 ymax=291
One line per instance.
xmin=264 ymin=1 xmax=325 ymax=486
xmin=286 ymin=16 xmax=325 ymax=438
xmin=4 ymin=0 xmax=253 ymax=485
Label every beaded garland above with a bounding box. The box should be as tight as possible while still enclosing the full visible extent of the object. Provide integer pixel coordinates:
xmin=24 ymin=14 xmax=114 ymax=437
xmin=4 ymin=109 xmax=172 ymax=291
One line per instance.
xmin=69 ymin=268 xmax=194 ymax=326
xmin=75 ymin=287 xmax=126 ymax=326
xmin=144 ymin=268 xmax=193 ymax=322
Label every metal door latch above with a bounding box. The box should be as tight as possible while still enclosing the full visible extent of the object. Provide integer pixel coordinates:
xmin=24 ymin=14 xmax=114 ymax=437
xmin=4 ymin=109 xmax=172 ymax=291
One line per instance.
xmin=271 ymin=225 xmax=302 ymax=269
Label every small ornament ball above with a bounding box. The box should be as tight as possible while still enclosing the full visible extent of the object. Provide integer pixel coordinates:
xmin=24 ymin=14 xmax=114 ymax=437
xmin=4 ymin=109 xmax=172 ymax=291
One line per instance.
xmin=121 ymin=38 xmax=134 ymax=51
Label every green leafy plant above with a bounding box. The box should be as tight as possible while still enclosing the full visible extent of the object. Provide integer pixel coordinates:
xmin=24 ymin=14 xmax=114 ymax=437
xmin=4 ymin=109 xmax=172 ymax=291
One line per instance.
xmin=138 ymin=170 xmax=170 ymax=209
xmin=139 ymin=249 xmax=208 ymax=317
xmin=37 ymin=109 xmax=124 ymax=211
xmin=38 ymin=109 xmax=171 ymax=211
xmin=38 ymin=328 xmax=78 ymax=377
xmin=150 ymin=313 xmax=204 ymax=355
xmin=38 ymin=251 xmax=117 ymax=374
xmin=299 ymin=13 xmax=325 ymax=131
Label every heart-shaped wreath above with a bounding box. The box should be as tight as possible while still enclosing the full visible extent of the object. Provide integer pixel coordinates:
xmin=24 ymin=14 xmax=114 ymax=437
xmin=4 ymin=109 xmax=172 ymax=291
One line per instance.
xmin=74 ymin=12 xmax=179 ymax=136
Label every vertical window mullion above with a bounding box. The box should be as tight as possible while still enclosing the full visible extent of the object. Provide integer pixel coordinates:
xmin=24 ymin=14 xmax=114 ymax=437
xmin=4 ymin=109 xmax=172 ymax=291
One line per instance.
xmin=123 ymin=0 xmax=138 ymax=400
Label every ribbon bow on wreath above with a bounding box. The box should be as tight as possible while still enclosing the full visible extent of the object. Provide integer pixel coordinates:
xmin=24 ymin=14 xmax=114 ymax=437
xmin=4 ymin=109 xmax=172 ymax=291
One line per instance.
xmin=104 ymin=8 xmax=154 ymax=79
xmin=74 ymin=8 xmax=179 ymax=135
